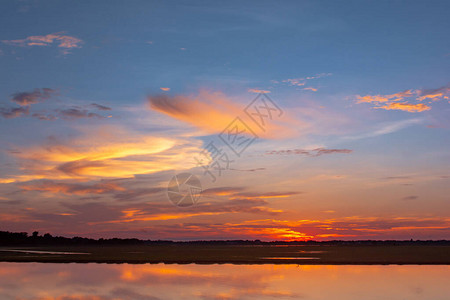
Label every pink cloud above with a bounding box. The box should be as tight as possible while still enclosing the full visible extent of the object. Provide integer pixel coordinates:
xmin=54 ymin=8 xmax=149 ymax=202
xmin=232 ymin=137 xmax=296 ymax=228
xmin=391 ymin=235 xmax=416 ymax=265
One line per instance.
xmin=2 ymin=32 xmax=83 ymax=54
xmin=303 ymin=87 xmax=318 ymax=92
xmin=248 ymin=89 xmax=270 ymax=94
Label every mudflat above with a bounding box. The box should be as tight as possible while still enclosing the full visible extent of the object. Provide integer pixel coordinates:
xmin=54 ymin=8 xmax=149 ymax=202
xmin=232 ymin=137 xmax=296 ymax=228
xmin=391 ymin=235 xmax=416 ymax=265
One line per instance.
xmin=1 ymin=244 xmax=449 ymax=264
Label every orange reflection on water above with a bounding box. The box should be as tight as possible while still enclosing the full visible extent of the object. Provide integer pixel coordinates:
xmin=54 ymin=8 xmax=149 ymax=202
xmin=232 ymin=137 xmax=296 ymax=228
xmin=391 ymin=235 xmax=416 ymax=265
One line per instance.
xmin=0 ymin=263 xmax=448 ymax=299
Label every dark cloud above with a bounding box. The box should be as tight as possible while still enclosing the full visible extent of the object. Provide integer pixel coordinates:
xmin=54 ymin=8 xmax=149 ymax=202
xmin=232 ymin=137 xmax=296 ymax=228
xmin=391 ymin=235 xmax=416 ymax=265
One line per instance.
xmin=418 ymin=83 xmax=450 ymax=98
xmin=32 ymin=113 xmax=56 ymax=121
xmin=229 ymin=167 xmax=266 ymax=172
xmin=0 ymin=199 xmax=25 ymax=205
xmin=402 ymin=195 xmax=418 ymax=201
xmin=313 ymin=148 xmax=352 ymax=156
xmin=114 ymin=187 xmax=166 ymax=202
xmin=58 ymin=108 xmax=105 ymax=120
xmin=57 ymin=159 xmax=106 ymax=176
xmin=329 ymin=218 xmax=448 ymax=232
xmin=10 ymin=88 xmax=57 ymax=106
xmin=6 ymin=149 xmax=21 ymax=154
xmin=266 ymin=148 xmax=352 ymax=156
xmin=20 ymin=180 xmax=124 ymax=195
xmin=0 ymin=106 xmax=29 ymax=118
xmin=90 ymin=103 xmax=112 ymax=111
xmin=12 ymin=108 xmax=108 ymax=121
xmin=148 ymin=94 xmax=190 ymax=116
xmin=61 ymin=202 xmax=124 ymax=223
xmin=2 ymin=89 xmax=110 ymax=121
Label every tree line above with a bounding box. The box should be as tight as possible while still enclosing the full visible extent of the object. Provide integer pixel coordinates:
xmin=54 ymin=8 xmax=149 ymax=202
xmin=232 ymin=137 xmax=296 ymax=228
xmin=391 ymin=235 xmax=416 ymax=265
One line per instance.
xmin=0 ymin=230 xmax=449 ymax=246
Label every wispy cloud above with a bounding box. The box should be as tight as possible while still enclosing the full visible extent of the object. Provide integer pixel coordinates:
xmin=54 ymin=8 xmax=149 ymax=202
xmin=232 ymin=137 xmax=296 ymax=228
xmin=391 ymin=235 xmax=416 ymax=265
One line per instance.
xmin=276 ymin=73 xmax=332 ymax=89
xmin=1 ymin=126 xmax=202 ymax=183
xmin=202 ymin=186 xmax=247 ymax=196
xmin=2 ymin=32 xmax=83 ymax=54
xmin=266 ymin=148 xmax=352 ymax=156
xmin=417 ymin=83 xmax=450 ymax=101
xmin=202 ymin=186 xmax=300 ymax=200
xmin=248 ymin=89 xmax=270 ymax=94
xmin=57 ymin=108 xmax=105 ymax=120
xmin=31 ymin=113 xmax=56 ymax=121
xmin=356 ymin=84 xmax=449 ymax=112
xmin=302 ymin=87 xmax=318 ymax=92
xmin=90 ymin=103 xmax=112 ymax=111
xmin=356 ymin=90 xmax=415 ymax=104
xmin=148 ymin=90 xmax=301 ymax=139
xmin=1 ymin=90 xmax=112 ymax=121
xmin=148 ymin=90 xmax=243 ymax=134
xmin=344 ymin=118 xmax=423 ymax=140
xmin=377 ymin=102 xmax=431 ymax=113
xmin=20 ymin=180 xmax=125 ymax=195
xmin=0 ymin=106 xmax=29 ymax=119
xmin=281 ymin=78 xmax=305 ymax=86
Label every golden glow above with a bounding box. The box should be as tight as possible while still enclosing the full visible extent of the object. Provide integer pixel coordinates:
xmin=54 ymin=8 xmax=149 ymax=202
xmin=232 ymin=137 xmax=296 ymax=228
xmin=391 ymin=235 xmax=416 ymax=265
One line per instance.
xmin=417 ymin=93 xmax=444 ymax=101
xmin=149 ymin=90 xmax=304 ymax=139
xmin=378 ymin=102 xmax=431 ymax=112
xmin=356 ymin=90 xmax=415 ymax=103
xmin=3 ymin=126 xmax=202 ymax=183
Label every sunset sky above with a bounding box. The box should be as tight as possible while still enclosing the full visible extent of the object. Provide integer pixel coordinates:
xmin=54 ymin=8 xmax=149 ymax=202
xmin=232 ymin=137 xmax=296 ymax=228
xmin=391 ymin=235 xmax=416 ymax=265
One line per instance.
xmin=0 ymin=0 xmax=449 ymax=241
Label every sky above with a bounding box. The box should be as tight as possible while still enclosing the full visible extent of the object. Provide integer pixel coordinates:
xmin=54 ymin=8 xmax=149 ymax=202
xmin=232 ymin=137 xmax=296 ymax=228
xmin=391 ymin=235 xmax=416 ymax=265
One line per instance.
xmin=0 ymin=0 xmax=449 ymax=241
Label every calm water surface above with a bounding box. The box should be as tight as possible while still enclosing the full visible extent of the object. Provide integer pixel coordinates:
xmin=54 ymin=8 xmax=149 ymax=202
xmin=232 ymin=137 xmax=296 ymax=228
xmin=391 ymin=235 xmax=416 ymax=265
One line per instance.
xmin=0 ymin=263 xmax=448 ymax=299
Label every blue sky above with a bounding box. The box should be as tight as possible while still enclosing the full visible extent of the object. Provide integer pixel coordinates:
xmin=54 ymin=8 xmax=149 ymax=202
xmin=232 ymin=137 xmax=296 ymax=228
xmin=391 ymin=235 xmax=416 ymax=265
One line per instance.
xmin=0 ymin=0 xmax=449 ymax=240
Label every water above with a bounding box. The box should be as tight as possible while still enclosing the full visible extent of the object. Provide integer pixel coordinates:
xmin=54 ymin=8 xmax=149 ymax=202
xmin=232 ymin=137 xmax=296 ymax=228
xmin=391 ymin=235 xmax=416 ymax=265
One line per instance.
xmin=0 ymin=263 xmax=448 ymax=299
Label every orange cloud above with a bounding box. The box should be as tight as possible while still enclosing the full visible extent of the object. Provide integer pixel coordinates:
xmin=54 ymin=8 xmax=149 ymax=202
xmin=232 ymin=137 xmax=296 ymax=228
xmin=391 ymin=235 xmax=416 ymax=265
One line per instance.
xmin=92 ymin=211 xmax=224 ymax=224
xmin=303 ymin=87 xmax=318 ymax=92
xmin=1 ymin=126 xmax=202 ymax=183
xmin=417 ymin=84 xmax=450 ymax=101
xmin=417 ymin=93 xmax=444 ymax=101
xmin=201 ymin=187 xmax=299 ymax=200
xmin=377 ymin=102 xmax=431 ymax=112
xmin=356 ymin=90 xmax=415 ymax=103
xmin=356 ymin=84 xmax=450 ymax=112
xmin=160 ymin=87 xmax=170 ymax=91
xmin=148 ymin=90 xmax=304 ymax=139
xmin=148 ymin=90 xmax=244 ymax=134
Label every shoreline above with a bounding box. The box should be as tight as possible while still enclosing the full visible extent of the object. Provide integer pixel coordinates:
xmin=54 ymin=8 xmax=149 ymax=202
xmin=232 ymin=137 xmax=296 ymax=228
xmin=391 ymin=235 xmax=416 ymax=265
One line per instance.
xmin=1 ymin=244 xmax=449 ymax=265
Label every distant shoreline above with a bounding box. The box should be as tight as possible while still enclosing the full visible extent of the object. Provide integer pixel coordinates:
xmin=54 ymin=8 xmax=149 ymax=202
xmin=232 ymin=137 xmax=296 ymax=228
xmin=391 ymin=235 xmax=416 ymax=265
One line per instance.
xmin=1 ymin=244 xmax=449 ymax=265
xmin=2 ymin=231 xmax=449 ymax=265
